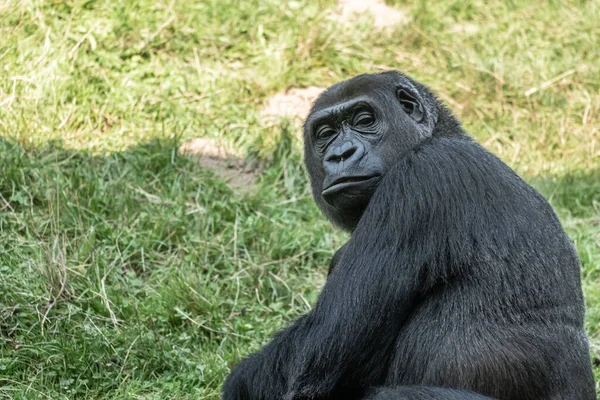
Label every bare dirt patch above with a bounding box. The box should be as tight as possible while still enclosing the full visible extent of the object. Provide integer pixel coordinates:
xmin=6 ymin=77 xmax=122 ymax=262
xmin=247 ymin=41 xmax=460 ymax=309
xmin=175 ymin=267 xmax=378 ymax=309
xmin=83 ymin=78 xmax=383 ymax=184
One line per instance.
xmin=179 ymin=138 xmax=260 ymax=193
xmin=261 ymin=86 xmax=325 ymax=123
xmin=449 ymin=23 xmax=479 ymax=34
xmin=332 ymin=0 xmax=408 ymax=28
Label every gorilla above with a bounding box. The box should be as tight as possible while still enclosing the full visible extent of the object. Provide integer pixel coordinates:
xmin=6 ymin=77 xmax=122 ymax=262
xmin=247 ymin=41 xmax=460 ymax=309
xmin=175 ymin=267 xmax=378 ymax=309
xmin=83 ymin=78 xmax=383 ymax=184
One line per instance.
xmin=222 ymin=71 xmax=596 ymax=399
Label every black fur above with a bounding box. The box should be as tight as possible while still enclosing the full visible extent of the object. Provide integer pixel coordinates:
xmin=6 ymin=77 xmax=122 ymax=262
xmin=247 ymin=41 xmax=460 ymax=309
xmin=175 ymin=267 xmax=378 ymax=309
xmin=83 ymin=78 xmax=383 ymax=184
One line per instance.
xmin=222 ymin=71 xmax=596 ymax=400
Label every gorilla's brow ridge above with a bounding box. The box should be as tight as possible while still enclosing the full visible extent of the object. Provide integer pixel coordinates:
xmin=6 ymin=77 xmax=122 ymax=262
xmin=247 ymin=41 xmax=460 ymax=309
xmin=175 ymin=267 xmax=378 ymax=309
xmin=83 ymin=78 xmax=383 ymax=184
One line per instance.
xmin=308 ymin=96 xmax=374 ymax=131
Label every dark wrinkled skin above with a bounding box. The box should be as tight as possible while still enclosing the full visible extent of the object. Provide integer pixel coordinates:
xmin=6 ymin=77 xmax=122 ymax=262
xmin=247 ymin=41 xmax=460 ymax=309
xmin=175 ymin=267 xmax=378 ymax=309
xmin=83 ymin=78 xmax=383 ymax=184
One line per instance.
xmin=222 ymin=71 xmax=596 ymax=400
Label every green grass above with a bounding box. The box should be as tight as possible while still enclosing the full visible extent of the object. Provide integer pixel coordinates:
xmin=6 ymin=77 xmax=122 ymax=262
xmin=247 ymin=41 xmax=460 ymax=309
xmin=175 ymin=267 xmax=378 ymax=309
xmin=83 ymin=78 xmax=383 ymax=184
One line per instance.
xmin=0 ymin=0 xmax=599 ymax=398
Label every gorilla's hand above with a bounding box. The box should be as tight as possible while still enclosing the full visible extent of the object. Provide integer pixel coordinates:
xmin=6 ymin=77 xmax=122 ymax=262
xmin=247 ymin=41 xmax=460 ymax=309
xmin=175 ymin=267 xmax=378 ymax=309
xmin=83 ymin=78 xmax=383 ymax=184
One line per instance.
xmin=222 ymin=363 xmax=248 ymax=400
xmin=222 ymin=317 xmax=308 ymax=399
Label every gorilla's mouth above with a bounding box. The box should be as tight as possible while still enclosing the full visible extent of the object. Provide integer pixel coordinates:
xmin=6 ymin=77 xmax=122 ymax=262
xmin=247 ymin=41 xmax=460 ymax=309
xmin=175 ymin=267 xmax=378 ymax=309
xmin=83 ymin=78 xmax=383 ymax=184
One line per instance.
xmin=322 ymin=175 xmax=380 ymax=197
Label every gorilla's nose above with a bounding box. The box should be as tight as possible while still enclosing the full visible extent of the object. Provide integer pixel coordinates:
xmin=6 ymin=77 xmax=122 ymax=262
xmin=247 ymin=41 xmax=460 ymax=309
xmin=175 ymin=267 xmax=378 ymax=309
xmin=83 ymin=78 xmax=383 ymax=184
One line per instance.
xmin=326 ymin=141 xmax=357 ymax=163
xmin=324 ymin=141 xmax=365 ymax=174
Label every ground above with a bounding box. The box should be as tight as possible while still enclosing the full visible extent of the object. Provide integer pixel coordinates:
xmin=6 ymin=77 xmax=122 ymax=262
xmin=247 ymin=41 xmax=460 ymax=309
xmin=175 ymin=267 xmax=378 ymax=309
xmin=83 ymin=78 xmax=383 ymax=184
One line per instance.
xmin=0 ymin=0 xmax=599 ymax=399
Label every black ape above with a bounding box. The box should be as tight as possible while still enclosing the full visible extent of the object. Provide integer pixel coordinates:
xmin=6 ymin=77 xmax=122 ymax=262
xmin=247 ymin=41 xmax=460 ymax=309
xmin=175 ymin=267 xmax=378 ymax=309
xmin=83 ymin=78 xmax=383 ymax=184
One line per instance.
xmin=223 ymin=71 xmax=596 ymax=400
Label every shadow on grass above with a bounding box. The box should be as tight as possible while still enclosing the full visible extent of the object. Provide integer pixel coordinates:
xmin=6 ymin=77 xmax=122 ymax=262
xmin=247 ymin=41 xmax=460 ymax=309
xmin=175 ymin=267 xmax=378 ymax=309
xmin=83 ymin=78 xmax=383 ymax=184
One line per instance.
xmin=1 ymin=136 xmax=245 ymax=395
xmin=0 ymin=135 xmax=329 ymax=398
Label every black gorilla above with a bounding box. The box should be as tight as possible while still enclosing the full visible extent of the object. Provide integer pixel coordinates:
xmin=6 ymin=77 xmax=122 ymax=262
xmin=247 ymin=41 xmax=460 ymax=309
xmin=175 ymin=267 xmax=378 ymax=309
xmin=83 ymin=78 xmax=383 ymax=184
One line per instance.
xmin=223 ymin=71 xmax=596 ymax=400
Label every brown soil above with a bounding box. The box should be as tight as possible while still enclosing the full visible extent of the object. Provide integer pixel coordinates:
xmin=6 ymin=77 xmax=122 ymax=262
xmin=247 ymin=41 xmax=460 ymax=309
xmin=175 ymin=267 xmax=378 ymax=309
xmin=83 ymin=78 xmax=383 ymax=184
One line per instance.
xmin=179 ymin=138 xmax=259 ymax=193
xmin=332 ymin=0 xmax=408 ymax=28
xmin=261 ymin=86 xmax=325 ymax=123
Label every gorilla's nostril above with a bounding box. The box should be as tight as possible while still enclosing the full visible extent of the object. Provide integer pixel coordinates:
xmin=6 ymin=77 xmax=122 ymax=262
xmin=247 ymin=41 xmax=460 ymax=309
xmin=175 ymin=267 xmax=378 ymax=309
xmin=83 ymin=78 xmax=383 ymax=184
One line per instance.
xmin=340 ymin=146 xmax=356 ymax=161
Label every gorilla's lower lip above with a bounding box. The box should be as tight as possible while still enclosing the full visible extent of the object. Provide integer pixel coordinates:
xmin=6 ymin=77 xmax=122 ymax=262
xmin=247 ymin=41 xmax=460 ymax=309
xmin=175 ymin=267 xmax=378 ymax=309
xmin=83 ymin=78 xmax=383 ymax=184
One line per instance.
xmin=322 ymin=175 xmax=380 ymax=196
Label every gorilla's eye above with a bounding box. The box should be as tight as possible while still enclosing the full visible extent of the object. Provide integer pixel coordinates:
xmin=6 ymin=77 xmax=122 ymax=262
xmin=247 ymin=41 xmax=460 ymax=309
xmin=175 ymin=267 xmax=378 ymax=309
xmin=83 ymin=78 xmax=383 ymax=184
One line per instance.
xmin=353 ymin=112 xmax=375 ymax=127
xmin=316 ymin=126 xmax=336 ymax=139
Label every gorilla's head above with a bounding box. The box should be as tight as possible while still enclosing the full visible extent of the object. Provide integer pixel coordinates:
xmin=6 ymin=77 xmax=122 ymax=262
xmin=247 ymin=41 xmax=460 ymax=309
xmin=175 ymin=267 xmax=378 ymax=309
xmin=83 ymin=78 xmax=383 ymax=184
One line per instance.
xmin=303 ymin=71 xmax=448 ymax=231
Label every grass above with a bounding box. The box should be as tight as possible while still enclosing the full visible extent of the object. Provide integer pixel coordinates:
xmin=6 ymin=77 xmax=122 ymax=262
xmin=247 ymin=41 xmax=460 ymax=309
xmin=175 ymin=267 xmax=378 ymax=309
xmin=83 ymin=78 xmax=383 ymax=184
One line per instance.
xmin=0 ymin=0 xmax=599 ymax=398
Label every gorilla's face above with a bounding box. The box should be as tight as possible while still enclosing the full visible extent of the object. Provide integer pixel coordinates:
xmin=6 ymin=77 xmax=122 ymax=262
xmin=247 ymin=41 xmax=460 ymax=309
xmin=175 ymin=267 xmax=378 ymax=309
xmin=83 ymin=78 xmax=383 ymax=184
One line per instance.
xmin=307 ymin=96 xmax=385 ymax=212
xmin=304 ymin=72 xmax=434 ymax=231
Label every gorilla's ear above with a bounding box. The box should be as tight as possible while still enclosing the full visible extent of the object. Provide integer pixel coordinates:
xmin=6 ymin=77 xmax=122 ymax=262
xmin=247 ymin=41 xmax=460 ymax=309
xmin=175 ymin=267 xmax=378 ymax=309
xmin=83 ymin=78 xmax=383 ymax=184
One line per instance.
xmin=396 ymin=87 xmax=424 ymax=123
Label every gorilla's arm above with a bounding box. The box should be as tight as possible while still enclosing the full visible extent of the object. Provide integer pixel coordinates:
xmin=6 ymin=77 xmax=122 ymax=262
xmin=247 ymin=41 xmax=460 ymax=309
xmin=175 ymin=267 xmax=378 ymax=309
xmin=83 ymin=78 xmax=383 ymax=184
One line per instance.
xmin=224 ymin=137 xmax=527 ymax=399
xmin=284 ymin=137 xmax=506 ymax=399
xmin=285 ymin=136 xmax=543 ymax=399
